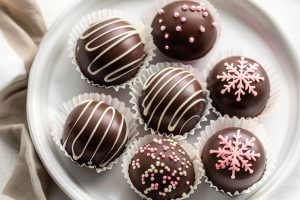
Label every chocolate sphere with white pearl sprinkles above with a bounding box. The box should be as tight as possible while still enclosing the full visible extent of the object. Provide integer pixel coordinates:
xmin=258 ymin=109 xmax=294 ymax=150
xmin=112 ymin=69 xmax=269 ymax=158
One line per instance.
xmin=50 ymin=93 xmax=139 ymax=172
xmin=68 ymin=9 xmax=155 ymax=91
xmin=195 ymin=116 xmax=275 ymax=196
xmin=122 ymin=134 xmax=203 ymax=200
xmin=150 ymin=0 xmax=221 ymax=61
xmin=129 ymin=62 xmax=212 ymax=138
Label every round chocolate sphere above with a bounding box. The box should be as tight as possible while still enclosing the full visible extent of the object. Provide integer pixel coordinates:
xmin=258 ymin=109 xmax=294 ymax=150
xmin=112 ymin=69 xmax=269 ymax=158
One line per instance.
xmin=151 ymin=1 xmax=218 ymax=61
xmin=62 ymin=100 xmax=128 ymax=167
xmin=139 ymin=67 xmax=206 ymax=135
xmin=207 ymin=56 xmax=270 ymax=118
xmin=202 ymin=128 xmax=266 ymax=193
xmin=76 ymin=18 xmax=145 ymax=86
xmin=128 ymin=137 xmax=195 ymax=199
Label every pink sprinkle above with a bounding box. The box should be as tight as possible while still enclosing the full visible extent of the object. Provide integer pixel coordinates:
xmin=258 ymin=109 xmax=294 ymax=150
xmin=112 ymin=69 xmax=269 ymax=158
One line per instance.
xmin=212 ymin=21 xmax=218 ymax=28
xmin=174 ymin=159 xmax=177 ymax=162
xmin=159 ymin=19 xmax=163 ymax=23
xmin=158 ymin=9 xmax=165 ymax=15
xmin=196 ymin=6 xmax=202 ymax=11
xmin=151 ymin=173 xmax=155 ymax=177
xmin=190 ymin=5 xmax=196 ymax=11
xmin=171 ymin=173 xmax=175 ymax=177
xmin=181 ymin=17 xmax=187 ymax=23
xmin=203 ymin=12 xmax=209 ymax=17
xmin=147 ymin=153 xmax=151 ymax=157
xmin=199 ymin=26 xmax=206 ymax=33
xmin=161 ymin=154 xmax=166 ymax=158
xmin=164 ymin=33 xmax=169 ymax=39
xmin=182 ymin=4 xmax=188 ymax=11
xmin=189 ymin=37 xmax=195 ymax=43
xmin=140 ymin=149 xmax=144 ymax=153
xmin=174 ymin=12 xmax=180 ymax=18
xmin=160 ymin=26 xmax=166 ymax=31
xmin=168 ymin=176 xmax=171 ymax=180
xmin=177 ymin=177 xmax=181 ymax=181
xmin=163 ymin=176 xmax=167 ymax=180
xmin=171 ymin=146 xmax=175 ymax=150
xmin=174 ymin=181 xmax=178 ymax=185
xmin=165 ymin=45 xmax=169 ymax=50
xmin=176 ymin=26 xmax=182 ymax=32
xmin=183 ymin=158 xmax=186 ymax=161
xmin=169 ymin=155 xmax=174 ymax=160
xmin=181 ymin=162 xmax=186 ymax=166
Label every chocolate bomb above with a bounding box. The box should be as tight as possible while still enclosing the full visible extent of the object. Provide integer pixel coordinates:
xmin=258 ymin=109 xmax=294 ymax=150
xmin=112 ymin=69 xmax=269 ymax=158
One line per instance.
xmin=207 ymin=56 xmax=270 ymax=118
xmin=151 ymin=1 xmax=218 ymax=61
xmin=139 ymin=67 xmax=206 ymax=135
xmin=76 ymin=18 xmax=145 ymax=86
xmin=202 ymin=128 xmax=266 ymax=193
xmin=62 ymin=100 xmax=128 ymax=167
xmin=128 ymin=137 xmax=195 ymax=199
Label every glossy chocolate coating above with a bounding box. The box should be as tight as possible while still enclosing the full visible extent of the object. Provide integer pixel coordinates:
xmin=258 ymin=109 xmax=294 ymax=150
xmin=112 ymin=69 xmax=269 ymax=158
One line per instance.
xmin=151 ymin=1 xmax=217 ymax=61
xmin=207 ymin=56 xmax=270 ymax=118
xmin=76 ymin=18 xmax=145 ymax=86
xmin=139 ymin=67 xmax=206 ymax=135
xmin=62 ymin=100 xmax=128 ymax=167
xmin=128 ymin=137 xmax=195 ymax=200
xmin=202 ymin=128 xmax=266 ymax=193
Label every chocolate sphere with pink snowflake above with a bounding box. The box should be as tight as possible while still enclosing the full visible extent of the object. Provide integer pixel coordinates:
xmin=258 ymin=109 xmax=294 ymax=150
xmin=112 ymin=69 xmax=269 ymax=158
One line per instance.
xmin=151 ymin=1 xmax=218 ymax=61
xmin=202 ymin=127 xmax=266 ymax=194
xmin=207 ymin=56 xmax=270 ymax=118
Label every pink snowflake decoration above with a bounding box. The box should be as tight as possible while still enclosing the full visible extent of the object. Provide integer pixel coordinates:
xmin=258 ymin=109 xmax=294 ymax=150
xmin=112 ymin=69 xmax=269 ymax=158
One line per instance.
xmin=216 ymin=56 xmax=265 ymax=102
xmin=209 ymin=129 xmax=261 ymax=179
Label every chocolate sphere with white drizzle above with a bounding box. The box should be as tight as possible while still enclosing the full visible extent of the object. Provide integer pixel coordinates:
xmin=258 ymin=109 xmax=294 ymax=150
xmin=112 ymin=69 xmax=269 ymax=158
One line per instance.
xmin=139 ymin=67 xmax=206 ymax=135
xmin=76 ymin=18 xmax=145 ymax=86
xmin=62 ymin=100 xmax=128 ymax=167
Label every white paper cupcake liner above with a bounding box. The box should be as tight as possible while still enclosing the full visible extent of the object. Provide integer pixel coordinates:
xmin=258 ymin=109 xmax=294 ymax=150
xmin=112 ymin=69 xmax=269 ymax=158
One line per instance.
xmin=142 ymin=0 xmax=222 ymax=64
xmin=129 ymin=62 xmax=212 ymax=139
xmin=121 ymin=134 xmax=203 ymax=200
xmin=68 ymin=9 xmax=156 ymax=91
xmin=195 ymin=116 xmax=276 ymax=196
xmin=50 ymin=93 xmax=139 ymax=173
xmin=203 ymin=49 xmax=281 ymax=120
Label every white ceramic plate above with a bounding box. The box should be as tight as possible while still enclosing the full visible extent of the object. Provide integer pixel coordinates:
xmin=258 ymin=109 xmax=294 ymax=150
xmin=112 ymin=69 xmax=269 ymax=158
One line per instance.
xmin=27 ymin=0 xmax=300 ymax=199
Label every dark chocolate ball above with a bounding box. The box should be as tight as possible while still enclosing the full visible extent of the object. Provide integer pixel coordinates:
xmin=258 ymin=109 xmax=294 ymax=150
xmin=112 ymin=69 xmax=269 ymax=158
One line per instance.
xmin=128 ymin=137 xmax=195 ymax=200
xmin=151 ymin=1 xmax=218 ymax=61
xmin=202 ymin=128 xmax=266 ymax=193
xmin=207 ymin=56 xmax=270 ymax=118
xmin=76 ymin=18 xmax=145 ymax=86
xmin=139 ymin=67 xmax=206 ymax=135
xmin=62 ymin=100 xmax=128 ymax=167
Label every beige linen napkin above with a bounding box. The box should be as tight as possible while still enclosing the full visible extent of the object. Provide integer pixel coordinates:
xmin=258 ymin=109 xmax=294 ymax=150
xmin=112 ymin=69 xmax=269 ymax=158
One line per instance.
xmin=0 ymin=0 xmax=49 ymax=199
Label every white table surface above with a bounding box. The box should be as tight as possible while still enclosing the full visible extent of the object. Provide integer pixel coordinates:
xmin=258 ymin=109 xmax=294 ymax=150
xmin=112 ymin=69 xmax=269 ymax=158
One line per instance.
xmin=33 ymin=0 xmax=300 ymax=199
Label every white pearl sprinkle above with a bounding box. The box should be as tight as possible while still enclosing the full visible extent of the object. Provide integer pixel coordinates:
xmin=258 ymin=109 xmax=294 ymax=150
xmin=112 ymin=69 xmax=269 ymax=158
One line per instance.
xmin=203 ymin=12 xmax=209 ymax=17
xmin=199 ymin=26 xmax=206 ymax=33
xmin=164 ymin=33 xmax=169 ymax=39
xmin=174 ymin=12 xmax=180 ymax=18
xmin=160 ymin=26 xmax=166 ymax=31
xmin=165 ymin=45 xmax=169 ymax=50
xmin=212 ymin=22 xmax=218 ymax=27
xmin=159 ymin=9 xmax=165 ymax=15
xmin=189 ymin=37 xmax=195 ymax=43
xmin=159 ymin=19 xmax=163 ymax=23
xmin=176 ymin=26 xmax=182 ymax=32
xmin=182 ymin=4 xmax=188 ymax=11
xmin=181 ymin=17 xmax=187 ymax=23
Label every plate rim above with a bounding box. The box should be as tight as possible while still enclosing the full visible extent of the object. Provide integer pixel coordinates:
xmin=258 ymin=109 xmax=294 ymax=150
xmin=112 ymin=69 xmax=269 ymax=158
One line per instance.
xmin=27 ymin=0 xmax=300 ymax=199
